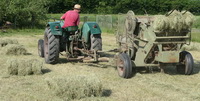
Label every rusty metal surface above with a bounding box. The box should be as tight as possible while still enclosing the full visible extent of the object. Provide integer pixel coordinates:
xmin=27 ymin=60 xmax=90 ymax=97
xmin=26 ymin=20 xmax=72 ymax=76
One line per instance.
xmin=155 ymin=51 xmax=179 ymax=63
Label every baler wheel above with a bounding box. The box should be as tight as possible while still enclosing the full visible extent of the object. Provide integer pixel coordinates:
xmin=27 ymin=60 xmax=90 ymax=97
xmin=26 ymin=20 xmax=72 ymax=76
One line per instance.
xmin=44 ymin=27 xmax=60 ymax=64
xmin=38 ymin=39 xmax=44 ymax=57
xmin=176 ymin=52 xmax=193 ymax=75
xmin=116 ymin=53 xmax=133 ymax=78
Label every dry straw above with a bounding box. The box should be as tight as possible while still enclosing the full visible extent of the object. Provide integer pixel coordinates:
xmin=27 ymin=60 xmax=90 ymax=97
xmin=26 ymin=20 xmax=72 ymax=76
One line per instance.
xmin=6 ymin=58 xmax=43 ymax=76
xmin=46 ymin=75 xmax=103 ymax=100
xmin=1 ymin=44 xmax=27 ymax=55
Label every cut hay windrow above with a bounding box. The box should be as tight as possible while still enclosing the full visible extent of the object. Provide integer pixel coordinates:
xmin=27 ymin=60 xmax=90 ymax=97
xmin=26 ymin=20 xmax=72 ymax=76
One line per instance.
xmin=153 ymin=15 xmax=169 ymax=32
xmin=6 ymin=59 xmax=18 ymax=75
xmin=0 ymin=39 xmax=18 ymax=47
xmin=46 ymin=75 xmax=103 ymax=100
xmin=1 ymin=44 xmax=27 ymax=55
xmin=6 ymin=58 xmax=43 ymax=76
xmin=17 ymin=59 xmax=32 ymax=76
xmin=30 ymin=59 xmax=43 ymax=75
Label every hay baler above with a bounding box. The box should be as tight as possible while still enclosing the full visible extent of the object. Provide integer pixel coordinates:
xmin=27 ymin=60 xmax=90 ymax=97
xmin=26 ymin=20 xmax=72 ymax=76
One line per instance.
xmin=115 ymin=10 xmax=194 ymax=78
xmin=38 ymin=20 xmax=102 ymax=64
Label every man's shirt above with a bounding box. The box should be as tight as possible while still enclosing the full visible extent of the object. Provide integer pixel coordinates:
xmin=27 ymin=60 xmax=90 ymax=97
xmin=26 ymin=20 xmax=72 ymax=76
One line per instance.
xmin=61 ymin=10 xmax=80 ymax=28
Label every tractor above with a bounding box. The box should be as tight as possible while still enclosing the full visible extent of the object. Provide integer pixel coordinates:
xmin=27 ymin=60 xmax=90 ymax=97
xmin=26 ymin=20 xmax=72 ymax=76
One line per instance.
xmin=38 ymin=20 xmax=102 ymax=64
xmin=115 ymin=10 xmax=194 ymax=78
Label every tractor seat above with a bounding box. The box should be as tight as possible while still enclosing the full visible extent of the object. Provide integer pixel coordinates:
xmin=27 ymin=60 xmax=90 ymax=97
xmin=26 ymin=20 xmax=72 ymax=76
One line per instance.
xmin=63 ymin=26 xmax=78 ymax=32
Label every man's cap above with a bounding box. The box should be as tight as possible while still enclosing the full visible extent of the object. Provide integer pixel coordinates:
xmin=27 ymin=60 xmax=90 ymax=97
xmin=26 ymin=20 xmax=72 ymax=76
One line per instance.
xmin=74 ymin=4 xmax=81 ymax=10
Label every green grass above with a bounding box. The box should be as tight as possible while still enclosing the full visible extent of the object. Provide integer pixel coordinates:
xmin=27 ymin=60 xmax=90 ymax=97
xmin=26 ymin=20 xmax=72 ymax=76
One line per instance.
xmin=0 ymin=29 xmax=44 ymax=36
xmin=191 ymin=32 xmax=200 ymax=43
xmin=1 ymin=28 xmax=200 ymax=43
xmin=193 ymin=16 xmax=200 ymax=28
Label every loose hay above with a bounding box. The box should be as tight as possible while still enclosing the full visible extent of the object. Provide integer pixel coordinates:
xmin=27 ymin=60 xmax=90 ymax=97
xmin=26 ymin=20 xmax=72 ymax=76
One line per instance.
xmin=6 ymin=58 xmax=43 ymax=76
xmin=46 ymin=75 xmax=103 ymax=100
xmin=18 ymin=59 xmax=32 ymax=76
xmin=6 ymin=59 xmax=18 ymax=75
xmin=31 ymin=59 xmax=43 ymax=75
xmin=1 ymin=44 xmax=27 ymax=55
xmin=0 ymin=39 xmax=18 ymax=47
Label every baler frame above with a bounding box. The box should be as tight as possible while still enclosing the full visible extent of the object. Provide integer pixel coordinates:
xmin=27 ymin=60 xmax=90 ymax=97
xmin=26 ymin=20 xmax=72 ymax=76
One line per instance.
xmin=115 ymin=10 xmax=194 ymax=78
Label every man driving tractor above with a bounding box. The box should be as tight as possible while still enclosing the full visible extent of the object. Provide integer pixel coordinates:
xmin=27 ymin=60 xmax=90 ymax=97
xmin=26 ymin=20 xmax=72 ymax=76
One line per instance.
xmin=38 ymin=3 xmax=103 ymax=64
xmin=60 ymin=4 xmax=81 ymax=28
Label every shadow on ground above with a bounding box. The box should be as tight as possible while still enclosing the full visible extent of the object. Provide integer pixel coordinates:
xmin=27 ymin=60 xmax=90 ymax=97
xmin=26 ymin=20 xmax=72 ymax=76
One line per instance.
xmin=25 ymin=53 xmax=32 ymax=55
xmin=56 ymin=51 xmax=117 ymax=68
xmin=86 ymin=63 xmax=114 ymax=68
xmin=135 ymin=59 xmax=200 ymax=76
xmin=42 ymin=68 xmax=51 ymax=74
xmin=102 ymin=89 xmax=112 ymax=97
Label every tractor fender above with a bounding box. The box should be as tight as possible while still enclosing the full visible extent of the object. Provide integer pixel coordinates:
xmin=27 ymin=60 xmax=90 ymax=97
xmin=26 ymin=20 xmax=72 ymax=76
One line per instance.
xmin=81 ymin=22 xmax=101 ymax=43
xmin=47 ymin=21 xmax=63 ymax=35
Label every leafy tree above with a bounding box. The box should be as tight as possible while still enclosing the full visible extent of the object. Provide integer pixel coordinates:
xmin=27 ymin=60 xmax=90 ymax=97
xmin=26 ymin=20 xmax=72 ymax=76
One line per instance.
xmin=0 ymin=0 xmax=49 ymax=28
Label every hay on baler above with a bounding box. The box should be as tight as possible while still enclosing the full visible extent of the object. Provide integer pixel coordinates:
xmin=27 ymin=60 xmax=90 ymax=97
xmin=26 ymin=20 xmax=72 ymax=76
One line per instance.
xmin=0 ymin=39 xmax=18 ymax=47
xmin=181 ymin=10 xmax=195 ymax=30
xmin=46 ymin=75 xmax=103 ymax=100
xmin=167 ymin=10 xmax=184 ymax=32
xmin=6 ymin=58 xmax=43 ymax=76
xmin=153 ymin=15 xmax=169 ymax=32
xmin=1 ymin=44 xmax=27 ymax=55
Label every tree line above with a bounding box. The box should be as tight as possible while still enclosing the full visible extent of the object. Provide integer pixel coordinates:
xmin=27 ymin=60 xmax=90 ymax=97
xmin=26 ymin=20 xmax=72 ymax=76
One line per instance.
xmin=0 ymin=0 xmax=49 ymax=28
xmin=0 ymin=0 xmax=200 ymax=28
xmin=49 ymin=0 xmax=200 ymax=14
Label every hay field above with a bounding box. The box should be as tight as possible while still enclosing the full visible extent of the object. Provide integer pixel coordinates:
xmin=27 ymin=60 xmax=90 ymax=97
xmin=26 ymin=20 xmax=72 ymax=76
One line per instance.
xmin=0 ymin=33 xmax=200 ymax=101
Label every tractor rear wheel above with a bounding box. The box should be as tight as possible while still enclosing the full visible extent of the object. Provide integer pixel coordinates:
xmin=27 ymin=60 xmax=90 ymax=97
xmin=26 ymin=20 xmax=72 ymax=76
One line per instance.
xmin=90 ymin=34 xmax=102 ymax=51
xmin=176 ymin=51 xmax=193 ymax=75
xmin=116 ymin=53 xmax=133 ymax=78
xmin=44 ymin=27 xmax=60 ymax=64
xmin=38 ymin=39 xmax=44 ymax=57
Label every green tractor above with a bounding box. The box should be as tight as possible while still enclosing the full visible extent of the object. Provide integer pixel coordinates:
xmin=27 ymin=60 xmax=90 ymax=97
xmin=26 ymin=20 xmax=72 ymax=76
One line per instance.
xmin=38 ymin=20 xmax=102 ymax=64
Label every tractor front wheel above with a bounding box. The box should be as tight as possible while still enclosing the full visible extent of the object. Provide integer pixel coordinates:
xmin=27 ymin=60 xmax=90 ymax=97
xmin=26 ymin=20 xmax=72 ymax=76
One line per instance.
xmin=44 ymin=27 xmax=60 ymax=64
xmin=38 ymin=39 xmax=44 ymax=57
xmin=116 ymin=53 xmax=133 ymax=78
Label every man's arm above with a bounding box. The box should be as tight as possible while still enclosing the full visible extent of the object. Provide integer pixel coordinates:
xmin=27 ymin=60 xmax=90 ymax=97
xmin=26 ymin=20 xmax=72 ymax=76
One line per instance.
xmin=60 ymin=12 xmax=67 ymax=20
